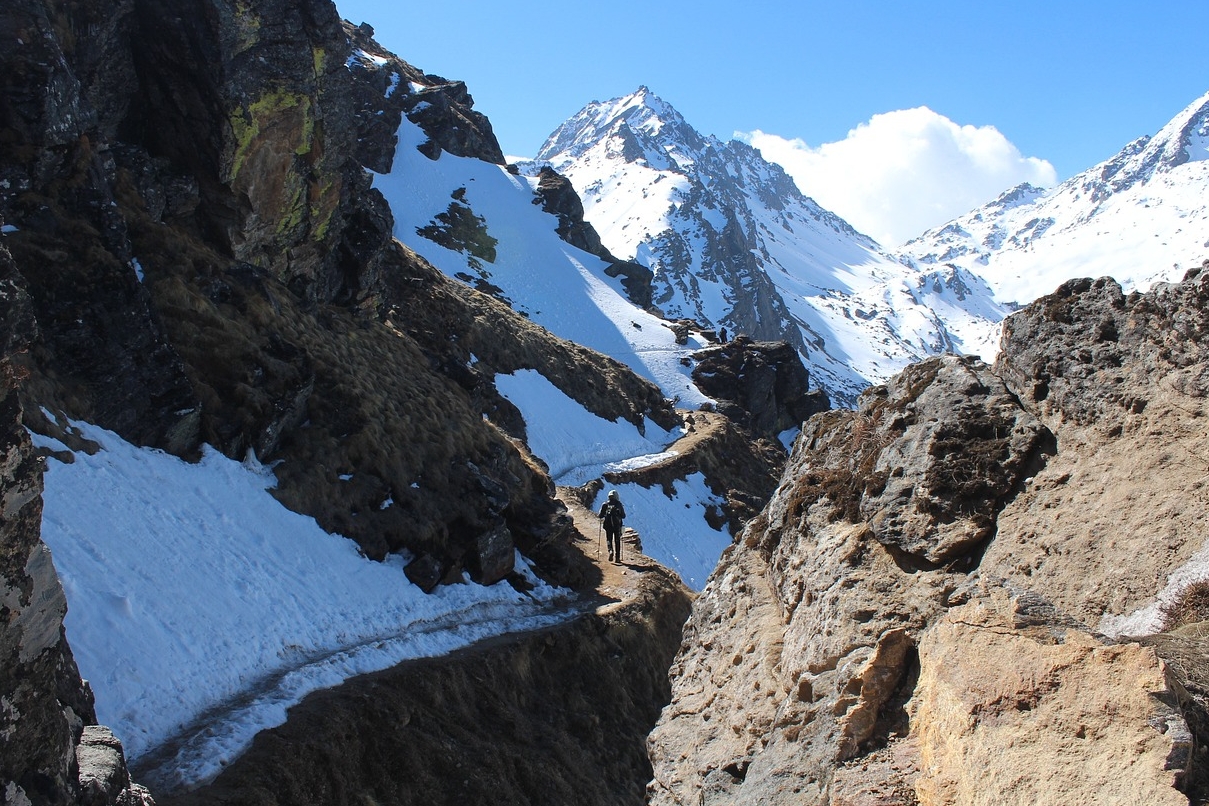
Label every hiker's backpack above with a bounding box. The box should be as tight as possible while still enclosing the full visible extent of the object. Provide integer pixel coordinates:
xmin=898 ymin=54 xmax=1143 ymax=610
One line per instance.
xmin=602 ymin=501 xmax=624 ymax=528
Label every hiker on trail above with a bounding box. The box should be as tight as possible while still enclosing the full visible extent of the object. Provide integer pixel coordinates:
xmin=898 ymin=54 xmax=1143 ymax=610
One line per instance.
xmin=599 ymin=490 xmax=626 ymax=564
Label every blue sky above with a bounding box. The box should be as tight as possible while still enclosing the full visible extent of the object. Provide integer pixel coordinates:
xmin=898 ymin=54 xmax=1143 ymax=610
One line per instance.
xmin=334 ymin=0 xmax=1209 ymax=244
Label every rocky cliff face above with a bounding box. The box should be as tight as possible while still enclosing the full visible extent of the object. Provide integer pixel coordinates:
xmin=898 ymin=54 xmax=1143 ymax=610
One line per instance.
xmin=0 ymin=0 xmax=735 ymax=801
xmin=648 ymin=267 xmax=1209 ymax=805
xmin=0 ymin=229 xmax=91 ymax=806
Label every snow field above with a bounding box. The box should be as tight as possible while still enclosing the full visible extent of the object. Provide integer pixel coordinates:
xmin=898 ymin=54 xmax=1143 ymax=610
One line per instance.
xmin=591 ymin=477 xmax=730 ymax=591
xmin=494 ymin=369 xmax=680 ymax=484
xmin=34 ymin=421 xmax=572 ymax=786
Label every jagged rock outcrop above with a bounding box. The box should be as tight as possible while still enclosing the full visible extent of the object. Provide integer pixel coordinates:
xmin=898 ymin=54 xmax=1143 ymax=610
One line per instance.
xmin=77 ymin=727 xmax=154 ymax=806
xmin=691 ymin=336 xmax=829 ymax=441
xmin=0 ymin=230 xmax=146 ymax=805
xmin=1 ymin=0 xmax=201 ymax=454
xmin=0 ymin=0 xmax=684 ymax=573
xmin=648 ymin=267 xmax=1209 ymax=805
xmin=531 ymin=166 xmax=654 ymax=308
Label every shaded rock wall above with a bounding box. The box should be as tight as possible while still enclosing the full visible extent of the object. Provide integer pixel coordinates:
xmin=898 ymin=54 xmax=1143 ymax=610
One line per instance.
xmin=648 ymin=268 xmax=1209 ymax=805
xmin=691 ymin=336 xmax=828 ymax=440
xmin=0 ymin=226 xmax=147 ymax=805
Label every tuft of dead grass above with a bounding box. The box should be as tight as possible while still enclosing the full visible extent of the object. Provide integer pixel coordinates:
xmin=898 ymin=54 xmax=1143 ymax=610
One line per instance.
xmin=1162 ymin=580 xmax=1209 ymax=633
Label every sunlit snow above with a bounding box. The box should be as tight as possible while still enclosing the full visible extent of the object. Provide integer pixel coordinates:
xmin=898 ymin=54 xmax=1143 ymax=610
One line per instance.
xmin=495 ymin=369 xmax=728 ymax=590
xmin=34 ymin=422 xmax=573 ymax=790
xmin=591 ymin=478 xmax=729 ymax=590
xmin=901 ymin=91 xmax=1209 ymax=309
xmin=372 ymin=118 xmax=711 ymax=408
xmin=529 ymin=88 xmax=1009 ymax=403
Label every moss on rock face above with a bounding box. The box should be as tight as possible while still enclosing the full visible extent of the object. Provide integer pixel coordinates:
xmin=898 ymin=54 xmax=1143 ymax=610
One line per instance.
xmin=226 ymin=90 xmax=313 ymax=184
xmin=232 ymin=0 xmax=261 ymax=54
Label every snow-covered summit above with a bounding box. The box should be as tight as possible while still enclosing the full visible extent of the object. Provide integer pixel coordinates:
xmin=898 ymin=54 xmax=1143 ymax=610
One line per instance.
xmin=527 ymin=88 xmax=1006 ymax=404
xmin=900 ymin=89 xmax=1209 ymax=306
xmin=537 ymin=86 xmax=708 ymax=170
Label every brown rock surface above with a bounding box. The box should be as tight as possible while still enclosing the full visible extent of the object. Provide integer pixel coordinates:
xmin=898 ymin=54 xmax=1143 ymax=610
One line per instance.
xmin=648 ymin=269 xmax=1209 ymax=806
xmin=0 ymin=224 xmax=148 ymax=804
xmin=911 ymin=598 xmax=1189 ymax=806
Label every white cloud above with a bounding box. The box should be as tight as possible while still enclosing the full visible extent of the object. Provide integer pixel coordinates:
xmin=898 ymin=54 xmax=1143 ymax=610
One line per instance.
xmin=740 ymin=107 xmax=1057 ymax=247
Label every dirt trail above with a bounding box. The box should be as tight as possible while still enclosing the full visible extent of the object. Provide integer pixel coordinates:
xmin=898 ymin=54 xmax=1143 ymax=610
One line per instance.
xmin=558 ymin=488 xmax=671 ymax=612
xmin=157 ymin=492 xmax=694 ymax=806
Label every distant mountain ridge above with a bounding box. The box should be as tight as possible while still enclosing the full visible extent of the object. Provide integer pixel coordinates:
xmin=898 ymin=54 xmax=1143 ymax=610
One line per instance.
xmin=899 ymin=90 xmax=1209 ymax=305
xmin=524 ymin=88 xmax=1006 ymax=405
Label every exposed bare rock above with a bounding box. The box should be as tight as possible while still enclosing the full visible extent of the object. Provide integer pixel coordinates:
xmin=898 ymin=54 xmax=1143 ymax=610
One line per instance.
xmin=909 ymin=598 xmax=1190 ymax=806
xmin=0 ymin=0 xmax=201 ymax=454
xmin=77 ymin=726 xmax=155 ymax=806
xmin=691 ymin=336 xmax=828 ymax=440
xmin=649 ymin=269 xmax=1209 ymax=805
xmin=531 ymin=166 xmax=654 ymax=308
xmin=986 ymin=268 xmax=1209 ymax=628
xmin=853 ymin=355 xmax=1050 ymax=565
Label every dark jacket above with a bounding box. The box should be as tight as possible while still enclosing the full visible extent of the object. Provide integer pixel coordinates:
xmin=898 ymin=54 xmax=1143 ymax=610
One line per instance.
xmin=599 ymin=500 xmax=625 ymax=529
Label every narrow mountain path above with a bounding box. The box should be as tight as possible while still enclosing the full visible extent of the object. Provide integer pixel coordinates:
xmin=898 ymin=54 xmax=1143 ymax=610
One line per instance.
xmin=557 ymin=488 xmax=666 ymax=610
xmin=142 ymin=489 xmax=685 ymax=799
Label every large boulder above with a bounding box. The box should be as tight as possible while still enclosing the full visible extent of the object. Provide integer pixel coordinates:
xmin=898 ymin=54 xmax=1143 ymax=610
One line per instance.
xmin=691 ymin=336 xmax=828 ymax=440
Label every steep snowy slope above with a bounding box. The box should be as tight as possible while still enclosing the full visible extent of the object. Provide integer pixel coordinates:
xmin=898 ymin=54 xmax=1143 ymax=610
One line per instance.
xmin=900 ymin=90 xmax=1209 ymax=305
xmin=525 ymin=88 xmax=1006 ymax=404
xmin=375 ymin=115 xmax=711 ymax=409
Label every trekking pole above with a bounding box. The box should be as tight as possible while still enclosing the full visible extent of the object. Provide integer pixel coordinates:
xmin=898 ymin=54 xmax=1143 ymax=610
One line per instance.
xmin=598 ymin=518 xmax=603 ymax=557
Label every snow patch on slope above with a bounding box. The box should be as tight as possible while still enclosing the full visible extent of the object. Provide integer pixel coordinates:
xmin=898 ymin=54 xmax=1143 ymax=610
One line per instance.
xmin=34 ymin=422 xmax=572 ymax=789
xmin=494 ymin=369 xmax=680 ymax=484
xmin=495 ymin=369 xmax=727 ymax=589
xmin=372 ymin=118 xmax=711 ymax=408
xmin=592 ymin=477 xmax=729 ymax=591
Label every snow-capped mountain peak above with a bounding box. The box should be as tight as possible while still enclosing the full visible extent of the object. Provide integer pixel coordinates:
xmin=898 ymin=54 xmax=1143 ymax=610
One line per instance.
xmin=900 ymin=89 xmax=1209 ymax=307
xmin=537 ymin=86 xmax=707 ymax=168
xmin=524 ymin=89 xmax=1006 ymax=405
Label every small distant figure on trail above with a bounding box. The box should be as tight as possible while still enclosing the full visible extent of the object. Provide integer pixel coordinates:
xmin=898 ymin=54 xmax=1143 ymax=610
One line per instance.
xmin=719 ymin=327 xmax=728 ymax=343
xmin=599 ymin=489 xmax=626 ymax=564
